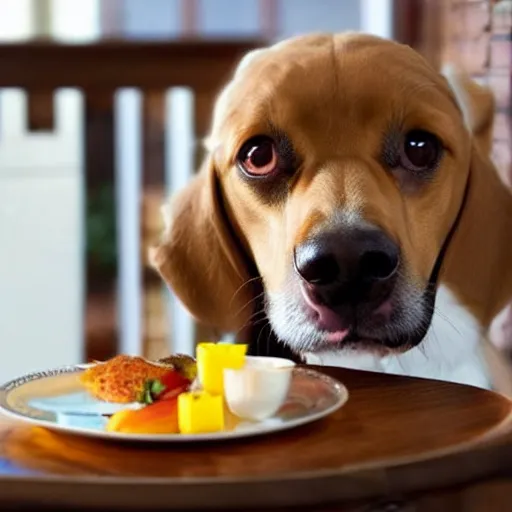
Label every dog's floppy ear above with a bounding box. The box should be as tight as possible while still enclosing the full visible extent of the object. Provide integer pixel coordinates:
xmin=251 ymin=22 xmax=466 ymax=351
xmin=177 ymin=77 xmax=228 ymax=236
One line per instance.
xmin=442 ymin=64 xmax=495 ymax=156
xmin=149 ymin=158 xmax=253 ymax=334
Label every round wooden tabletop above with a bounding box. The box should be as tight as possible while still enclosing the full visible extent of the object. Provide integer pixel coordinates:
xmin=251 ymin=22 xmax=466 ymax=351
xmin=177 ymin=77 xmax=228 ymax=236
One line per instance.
xmin=0 ymin=365 xmax=512 ymax=511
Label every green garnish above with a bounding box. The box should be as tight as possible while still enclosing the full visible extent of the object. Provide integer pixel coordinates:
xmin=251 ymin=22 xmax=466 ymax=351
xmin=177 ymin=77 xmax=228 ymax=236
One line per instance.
xmin=150 ymin=379 xmax=166 ymax=395
xmin=137 ymin=379 xmax=166 ymax=405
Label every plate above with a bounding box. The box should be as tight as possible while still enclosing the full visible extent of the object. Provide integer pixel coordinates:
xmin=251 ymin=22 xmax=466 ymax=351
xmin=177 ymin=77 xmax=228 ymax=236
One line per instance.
xmin=0 ymin=365 xmax=348 ymax=442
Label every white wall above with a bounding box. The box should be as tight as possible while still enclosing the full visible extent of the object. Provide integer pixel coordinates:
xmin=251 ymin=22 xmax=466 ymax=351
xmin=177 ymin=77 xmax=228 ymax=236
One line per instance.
xmin=360 ymin=0 xmax=393 ymax=39
xmin=0 ymin=0 xmax=100 ymax=381
xmin=0 ymin=0 xmax=32 ymax=41
xmin=0 ymin=90 xmax=85 ymax=382
xmin=122 ymin=0 xmax=362 ymax=39
xmin=52 ymin=0 xmax=100 ymax=41
xmin=123 ymin=0 xmax=180 ymax=38
xmin=280 ymin=0 xmax=360 ymax=38
xmin=199 ymin=0 xmax=260 ymax=36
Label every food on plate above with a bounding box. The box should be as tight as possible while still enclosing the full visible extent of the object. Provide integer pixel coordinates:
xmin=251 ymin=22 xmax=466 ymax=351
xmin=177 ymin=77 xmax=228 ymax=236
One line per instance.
xmin=157 ymin=354 xmax=197 ymax=381
xmin=177 ymin=390 xmax=224 ymax=434
xmin=80 ymin=354 xmax=193 ymax=403
xmin=106 ymin=397 xmax=179 ymax=434
xmin=80 ymin=342 xmax=295 ymax=436
xmin=80 ymin=355 xmax=171 ymax=403
xmin=196 ymin=342 xmax=247 ymax=395
xmin=138 ymin=370 xmax=190 ymax=405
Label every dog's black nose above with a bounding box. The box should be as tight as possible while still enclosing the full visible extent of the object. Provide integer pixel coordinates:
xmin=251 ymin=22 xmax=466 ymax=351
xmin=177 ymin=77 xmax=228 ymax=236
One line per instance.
xmin=294 ymin=227 xmax=399 ymax=306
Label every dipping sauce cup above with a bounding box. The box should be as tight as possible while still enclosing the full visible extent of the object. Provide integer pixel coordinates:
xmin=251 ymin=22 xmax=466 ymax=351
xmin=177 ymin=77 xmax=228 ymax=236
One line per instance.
xmin=223 ymin=356 xmax=296 ymax=421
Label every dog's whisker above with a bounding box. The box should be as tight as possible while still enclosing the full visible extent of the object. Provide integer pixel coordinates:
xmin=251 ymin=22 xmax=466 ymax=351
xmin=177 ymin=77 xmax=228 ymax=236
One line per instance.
xmin=232 ymin=308 xmax=267 ymax=339
xmin=393 ymin=352 xmax=407 ymax=373
xmin=230 ymin=290 xmax=267 ymax=323
xmin=254 ymin=318 xmax=271 ymax=355
xmin=434 ymin=310 xmax=463 ymax=338
xmin=421 ymin=299 xmax=464 ymax=339
xmin=229 ymin=276 xmax=263 ymax=311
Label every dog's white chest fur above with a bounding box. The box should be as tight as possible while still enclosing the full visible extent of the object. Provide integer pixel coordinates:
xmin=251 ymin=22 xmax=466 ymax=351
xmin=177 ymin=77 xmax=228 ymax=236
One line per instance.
xmin=304 ymin=284 xmax=492 ymax=389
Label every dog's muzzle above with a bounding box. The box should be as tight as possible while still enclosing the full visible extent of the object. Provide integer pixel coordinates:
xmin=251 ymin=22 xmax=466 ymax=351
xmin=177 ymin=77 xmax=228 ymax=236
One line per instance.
xmin=293 ymin=226 xmax=400 ymax=336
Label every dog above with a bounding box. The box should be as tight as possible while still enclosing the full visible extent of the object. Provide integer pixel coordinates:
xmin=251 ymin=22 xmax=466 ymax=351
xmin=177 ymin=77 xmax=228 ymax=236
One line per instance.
xmin=150 ymin=33 xmax=512 ymax=392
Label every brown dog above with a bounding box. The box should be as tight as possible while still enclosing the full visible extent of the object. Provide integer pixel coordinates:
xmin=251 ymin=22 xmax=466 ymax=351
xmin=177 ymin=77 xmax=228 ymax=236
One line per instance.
xmin=150 ymin=33 xmax=512 ymax=390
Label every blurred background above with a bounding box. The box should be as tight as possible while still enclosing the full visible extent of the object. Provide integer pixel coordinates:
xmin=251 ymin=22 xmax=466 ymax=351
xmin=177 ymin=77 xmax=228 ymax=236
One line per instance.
xmin=0 ymin=0 xmax=509 ymax=381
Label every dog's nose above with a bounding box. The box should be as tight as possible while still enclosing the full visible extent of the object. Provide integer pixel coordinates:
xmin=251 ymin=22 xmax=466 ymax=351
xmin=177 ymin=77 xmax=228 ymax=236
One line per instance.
xmin=293 ymin=228 xmax=399 ymax=306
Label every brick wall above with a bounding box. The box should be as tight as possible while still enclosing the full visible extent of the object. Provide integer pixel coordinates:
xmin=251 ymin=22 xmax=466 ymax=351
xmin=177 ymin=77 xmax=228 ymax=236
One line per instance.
xmin=490 ymin=1 xmax=512 ymax=186
xmin=443 ymin=0 xmax=511 ymax=185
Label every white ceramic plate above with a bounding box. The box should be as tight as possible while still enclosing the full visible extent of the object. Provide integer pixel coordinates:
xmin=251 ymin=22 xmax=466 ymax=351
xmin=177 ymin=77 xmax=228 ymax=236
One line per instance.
xmin=0 ymin=365 xmax=348 ymax=442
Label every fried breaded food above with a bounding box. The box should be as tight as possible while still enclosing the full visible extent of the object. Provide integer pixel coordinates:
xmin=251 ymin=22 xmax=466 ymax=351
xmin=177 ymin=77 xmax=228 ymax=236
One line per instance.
xmin=80 ymin=355 xmax=171 ymax=403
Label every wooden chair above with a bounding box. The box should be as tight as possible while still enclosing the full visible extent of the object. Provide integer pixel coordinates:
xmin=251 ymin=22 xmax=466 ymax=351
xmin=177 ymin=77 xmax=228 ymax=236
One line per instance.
xmin=0 ymin=40 xmax=263 ymax=371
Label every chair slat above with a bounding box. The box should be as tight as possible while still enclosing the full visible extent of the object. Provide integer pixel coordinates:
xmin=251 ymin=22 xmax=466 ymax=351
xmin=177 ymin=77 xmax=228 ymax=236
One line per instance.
xmin=27 ymin=90 xmax=55 ymax=132
xmin=141 ymin=89 xmax=168 ymax=360
xmin=84 ymin=89 xmax=118 ymax=362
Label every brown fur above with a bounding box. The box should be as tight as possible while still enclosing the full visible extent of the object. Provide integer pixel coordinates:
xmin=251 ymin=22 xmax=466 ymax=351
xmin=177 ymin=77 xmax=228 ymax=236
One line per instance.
xmin=150 ymin=33 xmax=512 ymax=352
xmin=441 ymin=67 xmax=512 ymax=327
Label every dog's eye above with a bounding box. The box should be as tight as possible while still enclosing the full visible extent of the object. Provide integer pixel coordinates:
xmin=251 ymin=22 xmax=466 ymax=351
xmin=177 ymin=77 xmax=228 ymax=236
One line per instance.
xmin=400 ymin=130 xmax=440 ymax=172
xmin=237 ymin=136 xmax=278 ymax=177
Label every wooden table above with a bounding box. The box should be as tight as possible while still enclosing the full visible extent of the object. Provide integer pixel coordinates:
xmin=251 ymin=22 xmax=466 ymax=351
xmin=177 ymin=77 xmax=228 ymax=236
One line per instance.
xmin=1 ymin=366 xmax=512 ymax=511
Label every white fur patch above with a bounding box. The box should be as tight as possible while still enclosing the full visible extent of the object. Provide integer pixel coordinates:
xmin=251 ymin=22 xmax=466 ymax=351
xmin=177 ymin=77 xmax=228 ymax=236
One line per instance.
xmin=304 ymin=284 xmax=492 ymax=389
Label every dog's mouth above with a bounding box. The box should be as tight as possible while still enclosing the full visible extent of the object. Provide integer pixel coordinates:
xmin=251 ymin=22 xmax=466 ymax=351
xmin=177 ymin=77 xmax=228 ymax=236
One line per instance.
xmin=266 ymin=265 xmax=438 ymax=356
xmin=318 ymin=319 xmax=431 ymax=352
xmin=295 ymin=274 xmax=435 ymax=351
